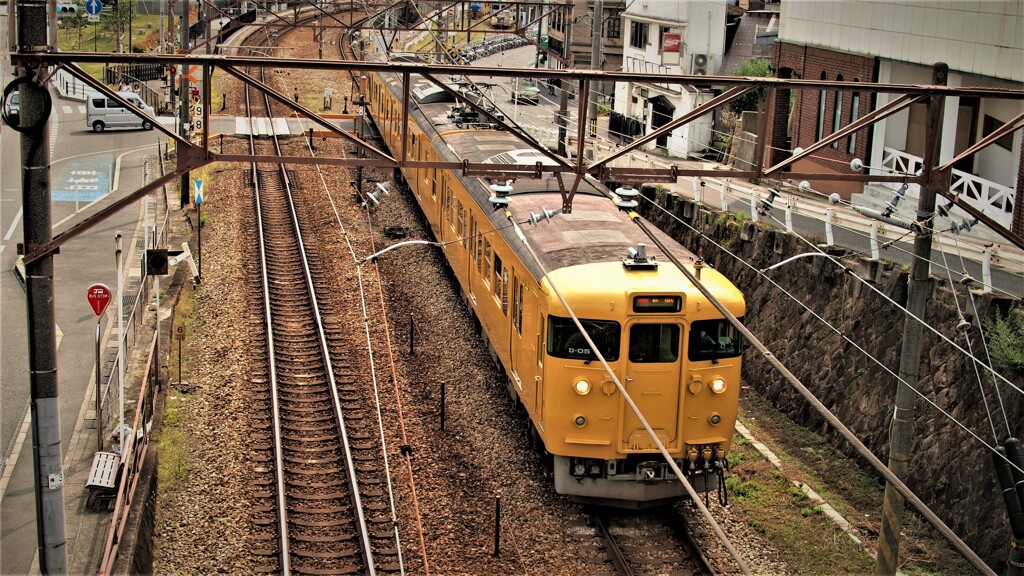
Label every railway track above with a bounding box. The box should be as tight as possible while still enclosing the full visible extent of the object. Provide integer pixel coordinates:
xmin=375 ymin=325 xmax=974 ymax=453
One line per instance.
xmin=237 ymin=19 xmax=402 ymax=575
xmin=578 ymin=507 xmax=745 ymax=576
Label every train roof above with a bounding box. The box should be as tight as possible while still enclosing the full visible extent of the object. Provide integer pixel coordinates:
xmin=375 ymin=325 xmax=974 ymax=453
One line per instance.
xmin=375 ymin=69 xmax=706 ymax=284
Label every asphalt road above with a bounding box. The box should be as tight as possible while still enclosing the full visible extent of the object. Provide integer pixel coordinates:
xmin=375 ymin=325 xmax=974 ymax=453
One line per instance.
xmin=1 ymin=14 xmax=167 ymax=570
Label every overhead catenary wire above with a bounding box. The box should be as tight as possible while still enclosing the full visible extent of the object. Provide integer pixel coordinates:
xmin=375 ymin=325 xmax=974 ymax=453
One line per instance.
xmin=716 ymin=181 xmax=1022 ymax=301
xmin=625 ymin=210 xmax=996 ymax=576
xmin=640 ymin=195 xmax=1024 ymax=478
xmin=937 ymin=241 xmax=1004 ymax=443
xmin=500 ymin=208 xmax=754 ymax=576
xmin=952 ymin=237 xmax=1014 ymax=440
xmin=301 ymin=132 xmax=417 ymax=574
xmin=759 ymin=205 xmax=1023 ymax=395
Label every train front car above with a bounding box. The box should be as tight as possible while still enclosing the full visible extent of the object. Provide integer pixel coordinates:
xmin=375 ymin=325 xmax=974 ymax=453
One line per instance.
xmin=531 ymin=217 xmax=745 ymax=508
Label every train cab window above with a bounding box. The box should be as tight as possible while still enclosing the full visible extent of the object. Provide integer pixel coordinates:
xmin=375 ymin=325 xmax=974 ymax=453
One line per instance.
xmin=688 ymin=318 xmax=743 ymax=362
xmin=548 ymin=316 xmax=620 ymax=361
xmin=628 ymin=324 xmax=680 ymax=363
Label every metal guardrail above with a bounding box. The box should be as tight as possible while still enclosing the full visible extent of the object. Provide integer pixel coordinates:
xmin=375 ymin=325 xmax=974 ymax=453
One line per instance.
xmin=98 ymin=328 xmax=158 ymax=576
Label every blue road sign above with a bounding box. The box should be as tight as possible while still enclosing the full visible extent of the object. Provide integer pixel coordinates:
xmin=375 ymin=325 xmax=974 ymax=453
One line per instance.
xmin=194 ymin=179 xmax=204 ymax=205
xmin=85 ymin=0 xmax=102 ymax=16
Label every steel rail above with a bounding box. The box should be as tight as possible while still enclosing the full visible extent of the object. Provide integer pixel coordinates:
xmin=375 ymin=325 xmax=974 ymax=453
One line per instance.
xmin=247 ymin=71 xmax=292 ymax=576
xmin=629 ymin=214 xmax=997 ymax=576
xmin=247 ymin=27 xmax=379 ymax=572
xmin=590 ymin=512 xmax=634 ymax=576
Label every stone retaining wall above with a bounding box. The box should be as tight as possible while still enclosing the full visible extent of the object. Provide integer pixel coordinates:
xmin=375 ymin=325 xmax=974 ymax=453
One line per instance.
xmin=640 ymin=189 xmax=1023 ymax=570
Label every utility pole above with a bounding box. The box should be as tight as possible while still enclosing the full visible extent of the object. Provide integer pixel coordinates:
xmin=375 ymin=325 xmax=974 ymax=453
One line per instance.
xmin=876 ymin=62 xmax=947 ymax=575
xmin=587 ymin=0 xmax=602 ymax=139
xmin=178 ymin=0 xmax=191 ymax=208
xmin=114 ymin=0 xmax=123 ymax=52
xmin=15 ymin=0 xmax=70 ymax=571
xmin=555 ymin=6 xmax=572 ymax=157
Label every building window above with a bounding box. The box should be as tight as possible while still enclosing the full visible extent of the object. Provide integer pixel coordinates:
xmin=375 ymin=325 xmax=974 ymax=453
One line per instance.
xmin=832 ymin=75 xmax=843 ymax=148
xmin=629 ymin=21 xmax=648 ymax=49
xmin=983 ymin=115 xmax=1014 ymax=151
xmin=816 ymin=71 xmax=827 ymax=141
xmin=848 ymin=80 xmax=860 ymax=154
xmin=606 ymin=10 xmax=621 ymax=39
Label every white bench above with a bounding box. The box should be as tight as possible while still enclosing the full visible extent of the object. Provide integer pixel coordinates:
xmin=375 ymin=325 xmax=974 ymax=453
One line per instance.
xmin=85 ymin=451 xmax=120 ymax=509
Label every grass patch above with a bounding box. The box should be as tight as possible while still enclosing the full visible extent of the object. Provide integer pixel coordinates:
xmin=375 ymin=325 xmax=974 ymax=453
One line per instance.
xmin=734 ymin=390 xmax=979 ymax=575
xmin=157 ymin=394 xmax=189 ymax=492
xmin=725 ymin=435 xmax=875 ymax=573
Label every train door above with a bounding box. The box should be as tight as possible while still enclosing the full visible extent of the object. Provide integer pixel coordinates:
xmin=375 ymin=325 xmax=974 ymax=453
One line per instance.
xmin=620 ymin=320 xmax=682 ymax=450
xmin=535 ymin=313 xmax=545 ymax=421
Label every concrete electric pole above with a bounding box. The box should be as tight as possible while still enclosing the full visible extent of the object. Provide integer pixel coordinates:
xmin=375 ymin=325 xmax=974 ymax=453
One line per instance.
xmin=179 ymin=0 xmax=191 ymax=208
xmin=587 ymin=0 xmax=602 ymax=139
xmin=555 ymin=7 xmax=572 ymax=157
xmin=14 ymin=0 xmax=70 ymax=571
xmin=876 ymin=62 xmax=948 ymax=575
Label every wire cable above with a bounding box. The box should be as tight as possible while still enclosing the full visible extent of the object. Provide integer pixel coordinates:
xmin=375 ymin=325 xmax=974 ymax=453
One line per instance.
xmin=627 ymin=207 xmax=996 ymax=575
xmin=953 ymin=236 xmax=1014 ymax=439
xmin=640 ymin=195 xmax=1024 ymax=478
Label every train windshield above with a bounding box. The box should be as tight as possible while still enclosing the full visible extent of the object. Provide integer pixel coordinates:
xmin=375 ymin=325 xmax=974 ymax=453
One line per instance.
xmin=547 ymin=316 xmax=620 ymax=361
xmin=688 ymin=318 xmax=744 ymax=361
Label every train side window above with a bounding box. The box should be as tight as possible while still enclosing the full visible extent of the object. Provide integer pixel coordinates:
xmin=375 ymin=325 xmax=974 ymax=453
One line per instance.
xmin=547 ymin=316 xmax=620 ymax=361
xmin=493 ymin=253 xmax=502 ymax=299
xmin=469 ymin=216 xmax=477 ymax=263
xmin=501 ymin=267 xmax=509 ymax=315
xmin=449 ymin=194 xmax=458 ymax=232
xmin=688 ymin=318 xmax=743 ymax=362
xmin=458 ymin=202 xmax=467 ymax=246
xmin=512 ymin=277 xmax=523 ymax=333
xmin=482 ymin=240 xmax=491 ymax=280
xmin=628 ymin=324 xmax=679 ymax=363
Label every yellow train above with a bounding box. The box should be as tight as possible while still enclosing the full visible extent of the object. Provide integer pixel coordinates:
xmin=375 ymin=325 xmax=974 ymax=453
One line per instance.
xmin=488 ymin=3 xmax=513 ymax=29
xmin=366 ymin=71 xmax=746 ymax=507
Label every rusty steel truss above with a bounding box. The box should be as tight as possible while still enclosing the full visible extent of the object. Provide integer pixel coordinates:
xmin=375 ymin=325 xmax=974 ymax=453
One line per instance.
xmin=10 ymin=45 xmax=1024 ymax=265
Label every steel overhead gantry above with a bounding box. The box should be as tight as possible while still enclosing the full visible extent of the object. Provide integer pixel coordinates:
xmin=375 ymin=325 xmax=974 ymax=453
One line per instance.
xmin=11 ymin=52 xmax=1024 ymax=265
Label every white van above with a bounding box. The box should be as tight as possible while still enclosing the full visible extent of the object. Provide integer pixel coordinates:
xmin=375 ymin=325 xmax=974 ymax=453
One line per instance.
xmin=86 ymin=92 xmax=155 ymax=132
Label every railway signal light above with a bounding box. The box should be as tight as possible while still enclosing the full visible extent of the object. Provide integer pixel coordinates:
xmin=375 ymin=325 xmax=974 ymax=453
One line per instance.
xmin=145 ymin=249 xmax=168 ymax=276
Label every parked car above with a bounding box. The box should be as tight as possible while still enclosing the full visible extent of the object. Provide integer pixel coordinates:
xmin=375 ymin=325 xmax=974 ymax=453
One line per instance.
xmin=4 ymin=91 xmax=19 ymax=123
xmin=86 ymin=92 xmax=155 ymax=132
xmin=512 ymin=80 xmax=540 ymax=104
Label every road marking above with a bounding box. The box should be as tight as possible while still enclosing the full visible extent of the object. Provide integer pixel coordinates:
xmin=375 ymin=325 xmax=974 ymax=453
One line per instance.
xmin=4 ymin=206 xmax=22 ymax=241
xmin=62 ymin=105 xmax=73 ymax=114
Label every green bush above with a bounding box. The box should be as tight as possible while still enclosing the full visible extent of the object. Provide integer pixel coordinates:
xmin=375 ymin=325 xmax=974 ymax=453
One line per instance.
xmin=728 ymin=58 xmax=772 ymax=115
xmin=985 ymin=307 xmax=1024 ymax=376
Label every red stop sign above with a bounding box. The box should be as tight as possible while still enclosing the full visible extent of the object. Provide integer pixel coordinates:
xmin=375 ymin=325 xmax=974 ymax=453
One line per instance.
xmin=87 ymin=283 xmax=112 ymax=316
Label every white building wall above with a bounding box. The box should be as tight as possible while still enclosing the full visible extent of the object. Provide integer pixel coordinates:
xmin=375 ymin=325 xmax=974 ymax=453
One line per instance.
xmin=780 ymin=0 xmax=1023 ymax=83
xmin=614 ymin=1 xmax=726 ymax=156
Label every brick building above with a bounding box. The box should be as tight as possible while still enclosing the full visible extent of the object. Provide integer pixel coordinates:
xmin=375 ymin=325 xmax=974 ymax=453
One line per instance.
xmin=768 ymin=1 xmax=1023 ymax=237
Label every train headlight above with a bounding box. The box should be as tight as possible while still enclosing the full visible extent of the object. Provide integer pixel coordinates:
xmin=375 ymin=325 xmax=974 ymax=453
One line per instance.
xmin=710 ymin=378 xmax=727 ymax=394
xmin=709 ymin=412 xmax=722 ymax=426
xmin=574 ymin=379 xmax=592 ymax=395
xmin=574 ymin=415 xmax=587 ymax=427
